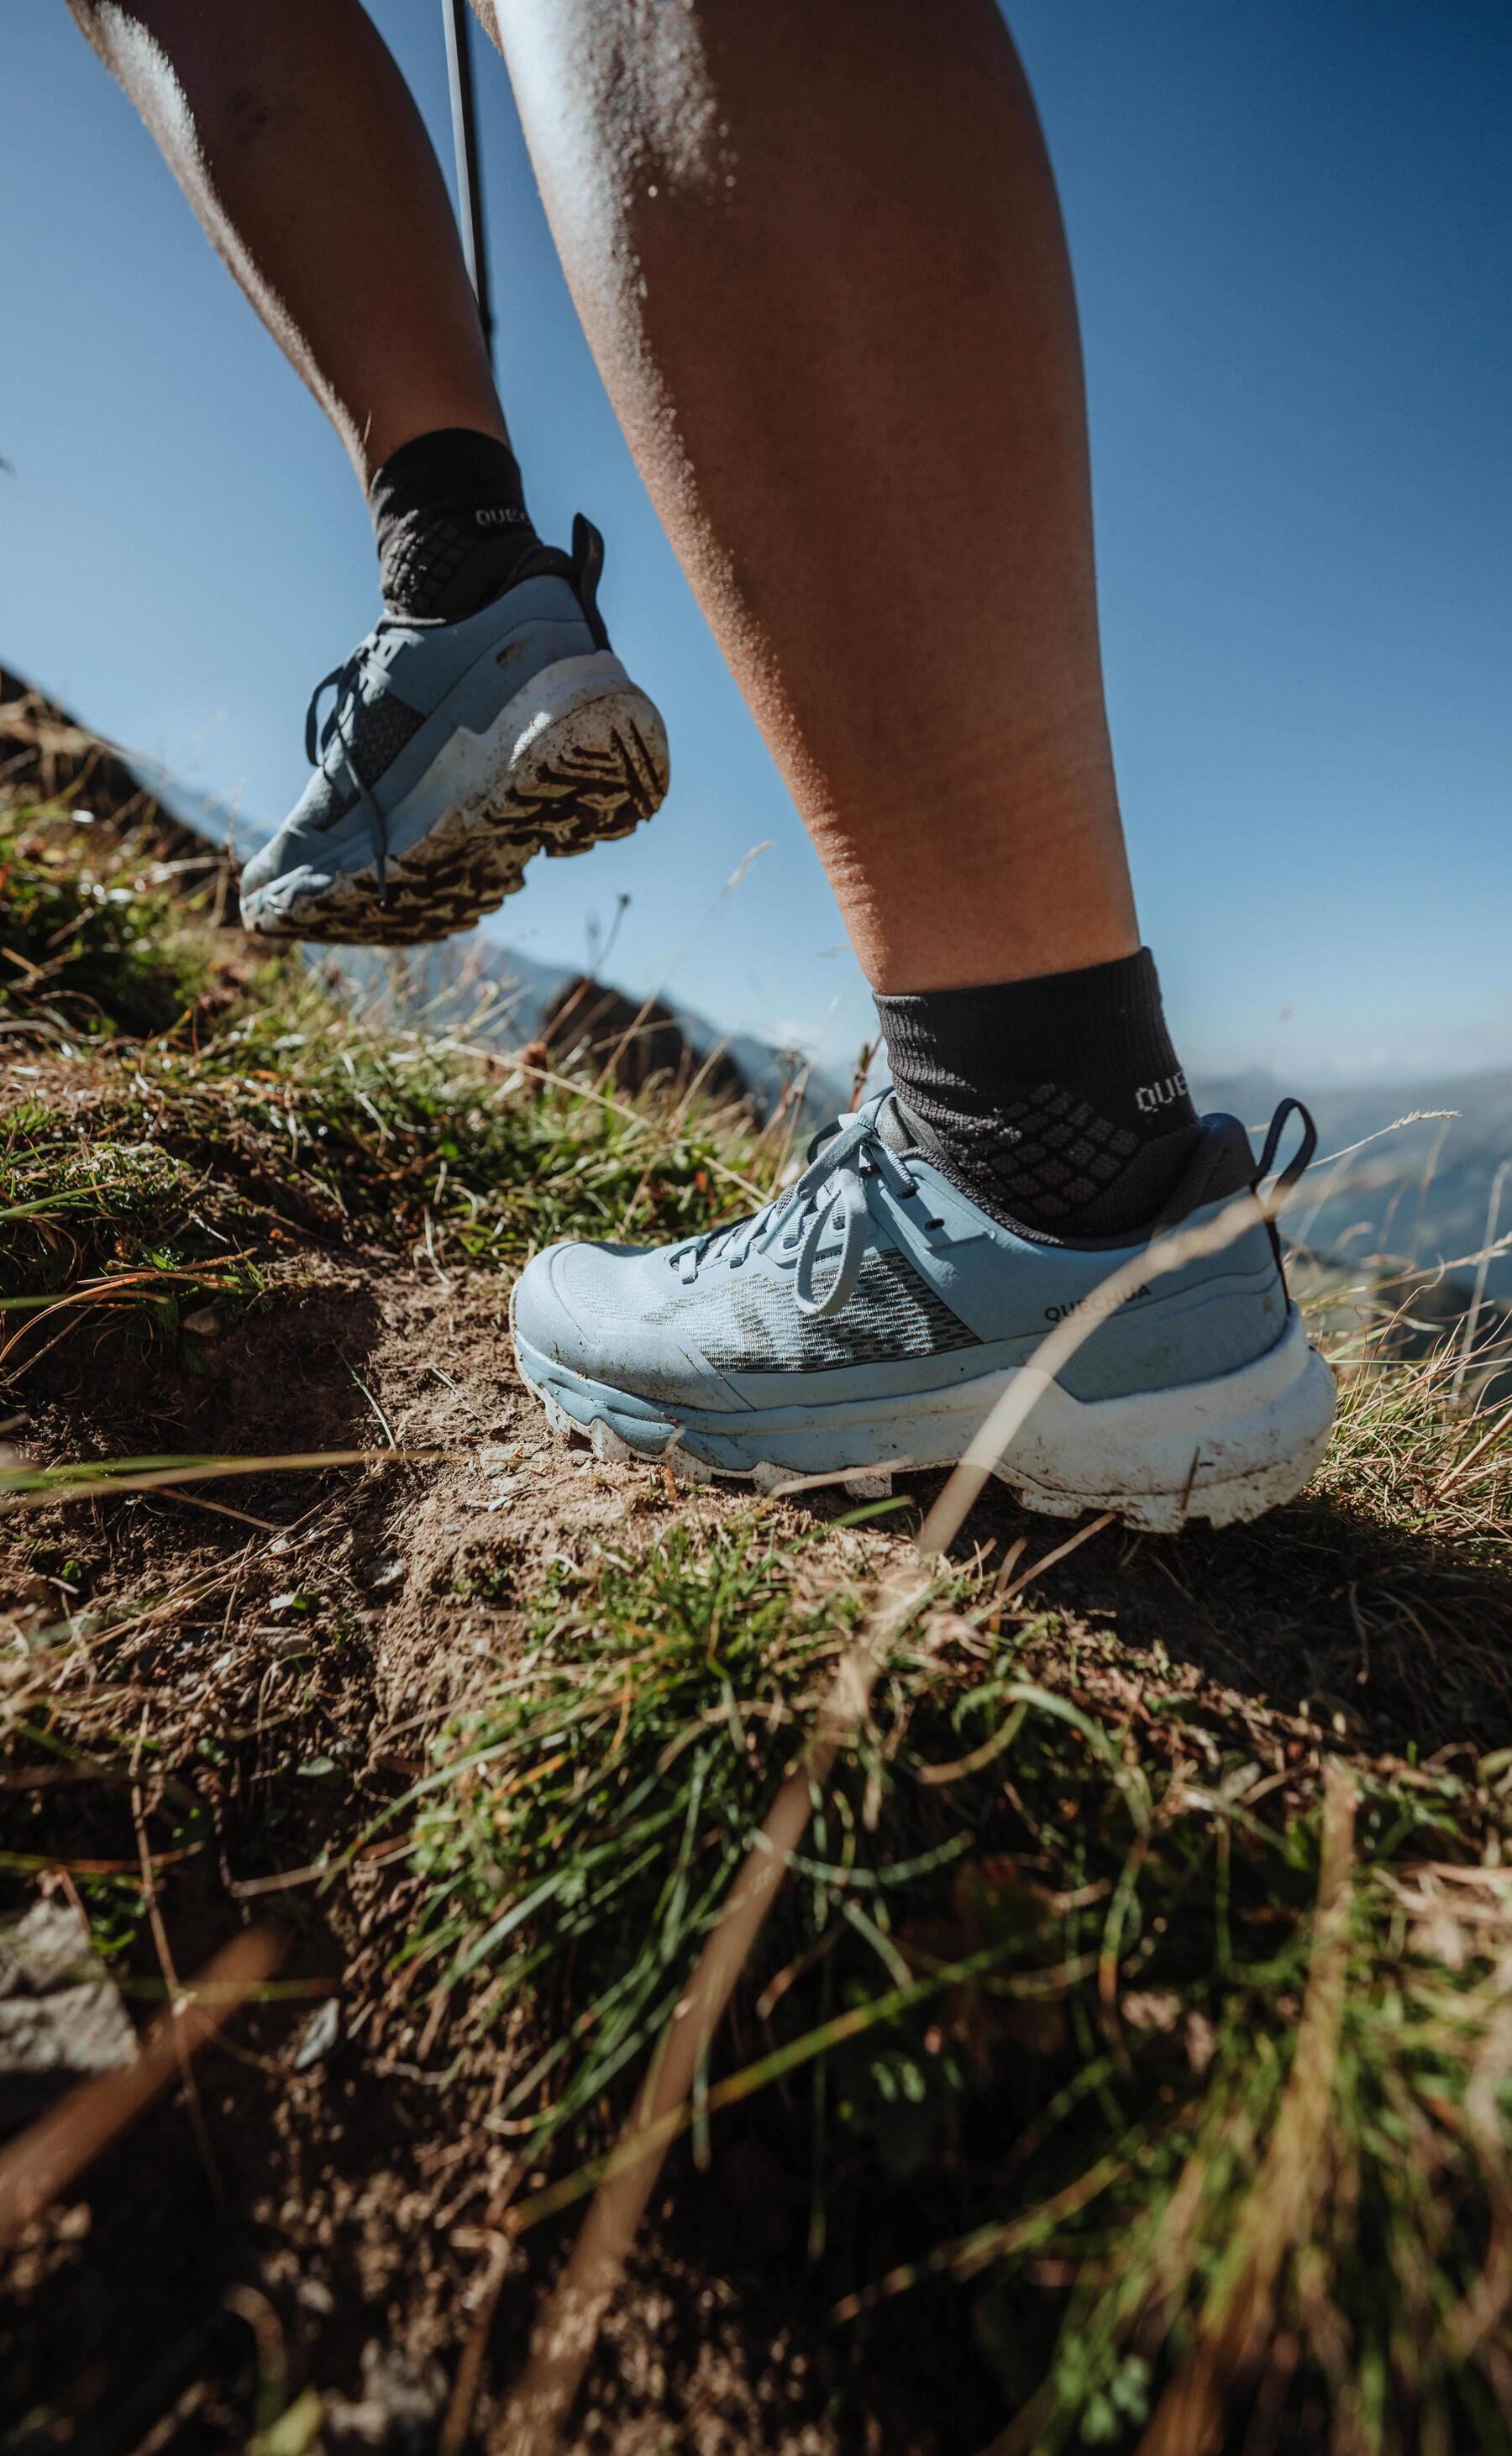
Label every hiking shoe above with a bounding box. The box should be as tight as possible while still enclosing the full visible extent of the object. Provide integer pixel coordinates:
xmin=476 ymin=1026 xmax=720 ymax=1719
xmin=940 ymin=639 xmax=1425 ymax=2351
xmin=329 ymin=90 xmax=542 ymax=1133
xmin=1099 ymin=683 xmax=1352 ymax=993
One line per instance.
xmin=511 ymin=1093 xmax=1336 ymax=1531
xmin=239 ymin=517 xmax=668 ymax=944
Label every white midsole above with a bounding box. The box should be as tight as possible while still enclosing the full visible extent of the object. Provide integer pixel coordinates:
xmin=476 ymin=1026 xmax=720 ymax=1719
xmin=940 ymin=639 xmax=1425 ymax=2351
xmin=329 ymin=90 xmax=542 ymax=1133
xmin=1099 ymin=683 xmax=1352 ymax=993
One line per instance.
xmin=937 ymin=1310 xmax=1333 ymax=1500
xmin=514 ymin=1308 xmax=1338 ymax=1526
xmin=241 ymin=651 xmax=659 ymax=921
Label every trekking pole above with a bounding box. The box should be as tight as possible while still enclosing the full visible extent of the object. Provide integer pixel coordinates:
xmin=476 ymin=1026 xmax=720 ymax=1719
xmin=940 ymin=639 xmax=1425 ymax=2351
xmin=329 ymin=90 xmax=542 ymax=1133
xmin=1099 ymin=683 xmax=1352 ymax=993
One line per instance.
xmin=442 ymin=0 xmax=494 ymax=364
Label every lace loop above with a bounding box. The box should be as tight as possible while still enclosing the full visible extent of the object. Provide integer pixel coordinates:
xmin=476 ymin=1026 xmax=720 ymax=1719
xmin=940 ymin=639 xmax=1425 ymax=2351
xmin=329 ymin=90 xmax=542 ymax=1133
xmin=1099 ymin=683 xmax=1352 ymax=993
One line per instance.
xmin=675 ymin=1107 xmax=907 ymax=1322
xmin=303 ymin=663 xmax=349 ymax=766
xmin=792 ymin=1167 xmax=870 ymax=1318
xmin=1252 ymin=1098 xmax=1318 ymax=1201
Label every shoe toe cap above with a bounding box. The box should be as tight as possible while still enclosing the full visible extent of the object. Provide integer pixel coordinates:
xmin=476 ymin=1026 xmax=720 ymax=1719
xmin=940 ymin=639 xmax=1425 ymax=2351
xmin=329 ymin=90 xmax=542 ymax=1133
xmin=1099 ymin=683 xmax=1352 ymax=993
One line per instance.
xmin=241 ymin=764 xmax=357 ymax=898
xmin=512 ymin=1239 xmax=640 ymax=1371
xmin=512 ymin=1240 xmax=730 ymax=1409
xmin=239 ymin=837 xmax=281 ymax=899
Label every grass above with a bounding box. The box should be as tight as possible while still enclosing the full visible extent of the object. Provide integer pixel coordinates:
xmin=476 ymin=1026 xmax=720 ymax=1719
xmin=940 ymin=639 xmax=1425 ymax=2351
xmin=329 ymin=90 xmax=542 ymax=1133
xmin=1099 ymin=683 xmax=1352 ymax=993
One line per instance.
xmin=0 ymin=799 xmax=216 ymax=1039
xmin=0 ymin=799 xmax=783 ymax=1391
xmin=407 ymin=1483 xmax=1512 ymax=2452
xmin=6 ymin=780 xmax=1512 ymax=2451
xmin=409 ymin=1519 xmax=893 ymax=2137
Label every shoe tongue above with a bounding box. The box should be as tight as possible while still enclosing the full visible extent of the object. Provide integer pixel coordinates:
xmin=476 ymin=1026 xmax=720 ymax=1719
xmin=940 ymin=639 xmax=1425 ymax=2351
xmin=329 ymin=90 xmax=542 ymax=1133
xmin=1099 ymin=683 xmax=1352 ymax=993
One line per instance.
xmin=874 ymin=1090 xmax=942 ymax=1163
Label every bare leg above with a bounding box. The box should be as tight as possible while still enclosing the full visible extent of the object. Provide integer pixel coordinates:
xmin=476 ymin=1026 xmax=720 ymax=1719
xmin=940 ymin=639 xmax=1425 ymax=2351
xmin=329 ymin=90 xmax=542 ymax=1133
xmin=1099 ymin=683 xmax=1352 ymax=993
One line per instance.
xmin=67 ymin=0 xmax=505 ymax=480
xmin=74 ymin=0 xmax=671 ymax=948
xmin=486 ymin=0 xmax=1137 ymax=994
xmin=485 ymin=2 xmax=1325 ymax=1554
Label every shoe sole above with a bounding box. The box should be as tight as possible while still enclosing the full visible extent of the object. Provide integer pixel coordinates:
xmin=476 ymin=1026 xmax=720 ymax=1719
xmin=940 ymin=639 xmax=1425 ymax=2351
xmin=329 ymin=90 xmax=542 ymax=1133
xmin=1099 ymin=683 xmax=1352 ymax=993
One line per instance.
xmin=240 ymin=653 xmax=669 ymax=947
xmin=511 ymin=1305 xmax=1337 ymax=1534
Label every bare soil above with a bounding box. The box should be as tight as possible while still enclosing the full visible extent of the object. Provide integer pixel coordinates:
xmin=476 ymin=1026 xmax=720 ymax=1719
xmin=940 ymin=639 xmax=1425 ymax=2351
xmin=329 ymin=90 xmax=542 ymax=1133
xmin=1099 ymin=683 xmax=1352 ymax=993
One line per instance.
xmin=7 ymin=1214 xmax=1509 ymax=2455
xmin=3 ymin=1251 xmax=976 ymax=2454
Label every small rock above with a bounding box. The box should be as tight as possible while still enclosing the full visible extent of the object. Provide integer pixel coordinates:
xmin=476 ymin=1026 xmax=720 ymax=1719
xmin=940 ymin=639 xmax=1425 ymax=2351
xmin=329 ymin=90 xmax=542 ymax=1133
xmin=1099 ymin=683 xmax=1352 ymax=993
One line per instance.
xmin=0 ymin=1901 xmax=136 ymax=2127
xmin=290 ymin=1997 xmax=341 ymax=2072
xmin=324 ymin=2344 xmax=445 ymax=2453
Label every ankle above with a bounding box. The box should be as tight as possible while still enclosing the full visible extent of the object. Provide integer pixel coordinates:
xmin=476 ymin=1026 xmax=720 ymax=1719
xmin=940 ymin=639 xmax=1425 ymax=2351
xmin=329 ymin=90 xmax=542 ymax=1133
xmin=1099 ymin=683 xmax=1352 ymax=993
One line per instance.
xmin=877 ymin=949 xmax=1200 ymax=1239
xmin=369 ymin=427 xmax=539 ymax=622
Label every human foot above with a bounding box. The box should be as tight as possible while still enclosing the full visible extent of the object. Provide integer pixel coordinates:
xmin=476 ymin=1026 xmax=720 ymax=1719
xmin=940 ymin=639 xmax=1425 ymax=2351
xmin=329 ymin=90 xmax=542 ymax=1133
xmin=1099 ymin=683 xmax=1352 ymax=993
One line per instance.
xmin=510 ymin=1093 xmax=1336 ymax=1531
xmin=239 ymin=517 xmax=667 ymax=944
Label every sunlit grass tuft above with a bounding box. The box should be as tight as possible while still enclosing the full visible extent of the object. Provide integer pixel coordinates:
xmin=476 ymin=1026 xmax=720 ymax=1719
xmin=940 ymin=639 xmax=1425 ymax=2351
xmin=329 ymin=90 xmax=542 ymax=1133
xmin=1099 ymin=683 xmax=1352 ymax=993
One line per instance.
xmin=409 ymin=1333 xmax=1512 ymax=2449
xmin=8 ymin=784 xmax=1512 ymax=2449
xmin=0 ymin=800 xmax=215 ymax=1038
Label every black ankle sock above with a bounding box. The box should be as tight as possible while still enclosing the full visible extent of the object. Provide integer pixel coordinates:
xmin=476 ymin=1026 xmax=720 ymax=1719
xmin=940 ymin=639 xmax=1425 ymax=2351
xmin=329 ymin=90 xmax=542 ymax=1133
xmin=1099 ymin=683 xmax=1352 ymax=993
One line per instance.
xmin=876 ymin=948 xmax=1201 ymax=1239
xmin=369 ymin=427 xmax=541 ymax=622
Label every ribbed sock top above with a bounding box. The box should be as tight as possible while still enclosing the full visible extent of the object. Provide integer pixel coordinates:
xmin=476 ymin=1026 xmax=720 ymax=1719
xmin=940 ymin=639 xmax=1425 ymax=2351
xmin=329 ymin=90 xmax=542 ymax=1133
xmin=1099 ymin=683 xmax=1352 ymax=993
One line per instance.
xmin=369 ymin=427 xmax=539 ymax=622
xmin=877 ymin=948 xmax=1201 ymax=1238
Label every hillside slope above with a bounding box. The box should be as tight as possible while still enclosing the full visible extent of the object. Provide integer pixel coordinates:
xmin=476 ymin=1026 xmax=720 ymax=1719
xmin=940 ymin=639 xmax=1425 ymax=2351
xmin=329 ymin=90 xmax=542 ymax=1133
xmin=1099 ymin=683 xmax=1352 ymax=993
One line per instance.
xmin=3 ymin=792 xmax=1512 ymax=2455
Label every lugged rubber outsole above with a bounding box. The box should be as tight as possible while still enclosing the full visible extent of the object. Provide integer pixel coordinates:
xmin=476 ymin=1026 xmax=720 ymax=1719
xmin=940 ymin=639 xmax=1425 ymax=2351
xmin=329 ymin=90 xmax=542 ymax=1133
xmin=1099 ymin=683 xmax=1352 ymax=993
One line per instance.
xmin=241 ymin=663 xmax=669 ymax=947
xmin=511 ymin=1305 xmax=1337 ymax=1535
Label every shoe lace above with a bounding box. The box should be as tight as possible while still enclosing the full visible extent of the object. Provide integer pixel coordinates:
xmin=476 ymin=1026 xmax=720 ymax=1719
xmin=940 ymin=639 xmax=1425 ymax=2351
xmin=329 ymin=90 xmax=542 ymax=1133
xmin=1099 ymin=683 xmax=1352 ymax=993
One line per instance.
xmin=674 ymin=1108 xmax=918 ymax=1320
xmin=305 ymin=640 xmax=393 ymax=905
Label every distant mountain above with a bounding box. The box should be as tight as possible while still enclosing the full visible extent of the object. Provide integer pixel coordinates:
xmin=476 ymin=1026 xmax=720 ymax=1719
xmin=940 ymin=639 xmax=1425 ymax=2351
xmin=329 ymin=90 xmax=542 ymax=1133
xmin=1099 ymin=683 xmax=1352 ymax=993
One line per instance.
xmin=331 ymin=937 xmax=850 ymax=1126
xmin=1200 ymin=1067 xmax=1512 ymax=1301
xmin=13 ymin=669 xmax=1504 ymax=1204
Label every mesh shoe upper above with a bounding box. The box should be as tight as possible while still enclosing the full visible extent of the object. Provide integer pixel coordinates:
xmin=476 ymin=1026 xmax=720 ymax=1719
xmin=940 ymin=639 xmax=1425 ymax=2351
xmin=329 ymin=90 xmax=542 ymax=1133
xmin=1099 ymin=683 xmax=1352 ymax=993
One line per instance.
xmin=512 ymin=1095 xmax=1291 ymax=1414
xmin=553 ymin=1237 xmax=979 ymax=1377
xmin=240 ymin=566 xmax=601 ymax=904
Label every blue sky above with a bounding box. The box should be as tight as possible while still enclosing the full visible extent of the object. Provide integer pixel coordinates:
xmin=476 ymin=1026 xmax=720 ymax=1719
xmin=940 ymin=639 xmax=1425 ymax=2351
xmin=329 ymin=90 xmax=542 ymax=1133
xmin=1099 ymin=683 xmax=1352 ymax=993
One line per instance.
xmin=4 ymin=2 xmax=1509 ymax=1087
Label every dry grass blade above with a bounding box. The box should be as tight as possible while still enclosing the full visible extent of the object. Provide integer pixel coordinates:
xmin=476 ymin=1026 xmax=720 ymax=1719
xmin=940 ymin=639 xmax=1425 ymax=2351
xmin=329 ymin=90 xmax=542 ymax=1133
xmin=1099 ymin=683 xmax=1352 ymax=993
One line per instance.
xmin=131 ymin=1719 xmax=223 ymax=2212
xmin=995 ymin=1509 xmax=1116 ymax=1602
xmin=440 ymin=2231 xmax=516 ymax=2456
xmin=0 ymin=1270 xmax=245 ymax=1377
xmin=1133 ymin=1762 xmax=1356 ymax=2455
xmin=0 ymin=1445 xmax=449 ymax=1512
xmin=0 ymin=1923 xmax=284 ymax=2251
xmin=1431 ymin=1393 xmax=1512 ymax=1504
xmin=492 ymin=1562 xmax=933 ymax=2456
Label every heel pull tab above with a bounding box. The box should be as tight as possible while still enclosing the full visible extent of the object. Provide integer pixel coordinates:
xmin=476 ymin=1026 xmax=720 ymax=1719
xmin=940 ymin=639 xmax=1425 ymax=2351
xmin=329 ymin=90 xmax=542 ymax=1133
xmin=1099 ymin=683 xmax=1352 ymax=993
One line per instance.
xmin=570 ymin=513 xmax=611 ymax=651
xmin=1253 ymin=1097 xmax=1319 ymax=1202
xmin=1252 ymin=1097 xmax=1319 ymax=1273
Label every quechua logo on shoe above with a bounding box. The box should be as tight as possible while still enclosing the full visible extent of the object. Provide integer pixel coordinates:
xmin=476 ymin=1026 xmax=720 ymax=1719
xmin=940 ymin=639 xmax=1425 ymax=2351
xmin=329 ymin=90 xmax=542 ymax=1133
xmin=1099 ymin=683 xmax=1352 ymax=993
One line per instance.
xmin=1044 ymin=1284 xmax=1151 ymax=1325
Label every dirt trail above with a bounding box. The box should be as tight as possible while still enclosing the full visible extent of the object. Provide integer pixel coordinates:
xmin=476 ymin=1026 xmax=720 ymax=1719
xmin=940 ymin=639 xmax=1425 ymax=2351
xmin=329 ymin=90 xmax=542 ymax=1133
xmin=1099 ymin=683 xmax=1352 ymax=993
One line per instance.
xmin=2 ymin=1252 xmax=907 ymax=2453
xmin=6 ymin=792 xmax=1512 ymax=2452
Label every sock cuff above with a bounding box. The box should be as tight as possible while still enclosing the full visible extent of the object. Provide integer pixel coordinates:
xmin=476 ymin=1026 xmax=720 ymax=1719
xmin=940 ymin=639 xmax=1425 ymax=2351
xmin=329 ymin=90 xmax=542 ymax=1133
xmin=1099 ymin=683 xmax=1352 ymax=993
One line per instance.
xmin=368 ymin=427 xmax=527 ymax=521
xmin=878 ymin=947 xmax=1195 ymax=1151
xmin=369 ymin=428 xmax=537 ymax=622
xmin=877 ymin=948 xmax=1162 ymax=1084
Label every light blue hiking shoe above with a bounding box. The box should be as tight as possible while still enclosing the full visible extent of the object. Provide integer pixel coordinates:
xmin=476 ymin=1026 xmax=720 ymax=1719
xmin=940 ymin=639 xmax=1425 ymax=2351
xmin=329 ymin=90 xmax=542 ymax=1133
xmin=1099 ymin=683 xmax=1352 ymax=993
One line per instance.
xmin=239 ymin=518 xmax=668 ymax=944
xmin=511 ymin=1093 xmax=1336 ymax=1530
